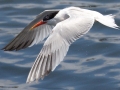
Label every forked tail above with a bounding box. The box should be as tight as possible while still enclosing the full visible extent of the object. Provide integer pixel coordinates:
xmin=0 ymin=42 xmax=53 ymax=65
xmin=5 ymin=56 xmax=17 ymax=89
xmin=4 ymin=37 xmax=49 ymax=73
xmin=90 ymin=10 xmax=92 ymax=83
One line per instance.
xmin=94 ymin=12 xmax=119 ymax=29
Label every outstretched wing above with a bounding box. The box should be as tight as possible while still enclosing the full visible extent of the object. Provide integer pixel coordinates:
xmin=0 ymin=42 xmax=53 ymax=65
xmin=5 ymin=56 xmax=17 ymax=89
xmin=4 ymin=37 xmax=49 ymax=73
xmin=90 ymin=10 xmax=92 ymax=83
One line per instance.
xmin=26 ymin=16 xmax=95 ymax=83
xmin=2 ymin=10 xmax=59 ymax=51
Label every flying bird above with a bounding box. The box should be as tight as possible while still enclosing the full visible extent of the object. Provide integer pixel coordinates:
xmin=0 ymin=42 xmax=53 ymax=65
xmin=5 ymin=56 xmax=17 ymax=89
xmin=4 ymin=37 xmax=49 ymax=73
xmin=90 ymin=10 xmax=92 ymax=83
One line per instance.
xmin=2 ymin=7 xmax=119 ymax=83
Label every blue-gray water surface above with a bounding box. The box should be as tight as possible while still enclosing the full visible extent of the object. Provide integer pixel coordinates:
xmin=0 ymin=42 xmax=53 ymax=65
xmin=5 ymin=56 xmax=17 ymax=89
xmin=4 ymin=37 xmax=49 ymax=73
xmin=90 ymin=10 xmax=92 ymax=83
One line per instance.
xmin=0 ymin=0 xmax=120 ymax=90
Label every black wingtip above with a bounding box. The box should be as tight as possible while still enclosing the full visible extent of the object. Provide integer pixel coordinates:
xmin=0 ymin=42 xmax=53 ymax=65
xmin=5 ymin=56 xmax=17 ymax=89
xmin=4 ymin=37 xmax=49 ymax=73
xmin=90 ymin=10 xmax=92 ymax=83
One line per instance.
xmin=1 ymin=46 xmax=16 ymax=51
xmin=1 ymin=47 xmax=8 ymax=51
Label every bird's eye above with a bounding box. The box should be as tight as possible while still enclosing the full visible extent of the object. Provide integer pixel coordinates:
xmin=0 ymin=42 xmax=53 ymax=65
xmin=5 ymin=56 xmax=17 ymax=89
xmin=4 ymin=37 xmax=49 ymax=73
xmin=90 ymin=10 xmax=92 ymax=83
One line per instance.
xmin=45 ymin=15 xmax=49 ymax=19
xmin=43 ymin=11 xmax=59 ymax=21
xmin=43 ymin=15 xmax=50 ymax=21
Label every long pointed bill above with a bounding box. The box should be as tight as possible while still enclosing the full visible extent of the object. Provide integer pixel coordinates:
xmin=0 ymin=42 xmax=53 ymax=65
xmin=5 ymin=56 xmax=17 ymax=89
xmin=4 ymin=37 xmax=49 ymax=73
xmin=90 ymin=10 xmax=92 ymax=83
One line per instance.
xmin=30 ymin=20 xmax=46 ymax=30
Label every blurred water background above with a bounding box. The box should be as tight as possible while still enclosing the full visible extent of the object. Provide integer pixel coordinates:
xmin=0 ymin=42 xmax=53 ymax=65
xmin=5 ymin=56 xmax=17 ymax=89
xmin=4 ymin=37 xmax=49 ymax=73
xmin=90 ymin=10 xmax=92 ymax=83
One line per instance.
xmin=0 ymin=0 xmax=120 ymax=90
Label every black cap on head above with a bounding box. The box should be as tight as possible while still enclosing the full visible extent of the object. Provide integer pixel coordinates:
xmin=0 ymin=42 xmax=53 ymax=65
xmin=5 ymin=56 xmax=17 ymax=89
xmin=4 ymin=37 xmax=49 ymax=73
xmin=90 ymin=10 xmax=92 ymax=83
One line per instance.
xmin=43 ymin=11 xmax=59 ymax=21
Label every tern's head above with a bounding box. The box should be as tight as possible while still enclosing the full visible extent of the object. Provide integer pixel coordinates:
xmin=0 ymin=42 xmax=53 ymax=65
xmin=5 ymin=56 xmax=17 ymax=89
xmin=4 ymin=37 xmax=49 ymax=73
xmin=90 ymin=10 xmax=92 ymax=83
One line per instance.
xmin=30 ymin=11 xmax=59 ymax=30
xmin=43 ymin=11 xmax=59 ymax=22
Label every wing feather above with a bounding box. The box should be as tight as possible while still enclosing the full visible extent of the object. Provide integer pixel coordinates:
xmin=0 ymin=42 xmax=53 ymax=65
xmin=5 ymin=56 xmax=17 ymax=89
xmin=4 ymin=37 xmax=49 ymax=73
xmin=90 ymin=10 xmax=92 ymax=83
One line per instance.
xmin=3 ymin=10 xmax=59 ymax=51
xmin=26 ymin=15 xmax=95 ymax=83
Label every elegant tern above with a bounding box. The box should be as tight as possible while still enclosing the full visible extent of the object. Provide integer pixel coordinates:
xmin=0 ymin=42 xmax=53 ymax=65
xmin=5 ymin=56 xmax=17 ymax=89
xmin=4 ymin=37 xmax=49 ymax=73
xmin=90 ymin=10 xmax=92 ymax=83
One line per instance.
xmin=3 ymin=7 xmax=119 ymax=83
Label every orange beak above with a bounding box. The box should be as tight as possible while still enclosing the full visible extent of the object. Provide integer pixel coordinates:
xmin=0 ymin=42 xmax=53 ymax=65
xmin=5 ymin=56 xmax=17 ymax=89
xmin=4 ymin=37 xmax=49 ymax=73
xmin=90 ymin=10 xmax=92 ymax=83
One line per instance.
xmin=30 ymin=20 xmax=46 ymax=30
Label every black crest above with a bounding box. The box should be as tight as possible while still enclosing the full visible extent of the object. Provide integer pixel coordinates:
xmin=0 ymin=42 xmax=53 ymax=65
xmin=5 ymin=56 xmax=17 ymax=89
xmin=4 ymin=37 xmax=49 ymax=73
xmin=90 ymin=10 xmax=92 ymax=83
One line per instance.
xmin=43 ymin=11 xmax=59 ymax=21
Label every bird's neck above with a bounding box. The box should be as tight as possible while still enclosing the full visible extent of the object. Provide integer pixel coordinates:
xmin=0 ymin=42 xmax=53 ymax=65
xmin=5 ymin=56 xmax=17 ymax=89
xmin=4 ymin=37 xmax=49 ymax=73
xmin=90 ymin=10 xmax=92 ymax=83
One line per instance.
xmin=47 ymin=18 xmax=60 ymax=25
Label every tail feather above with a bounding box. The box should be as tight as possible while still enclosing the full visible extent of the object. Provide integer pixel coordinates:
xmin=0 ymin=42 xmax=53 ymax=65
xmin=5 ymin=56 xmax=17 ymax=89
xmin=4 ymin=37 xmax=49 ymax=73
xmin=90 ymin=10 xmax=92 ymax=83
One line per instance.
xmin=95 ymin=13 xmax=119 ymax=29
